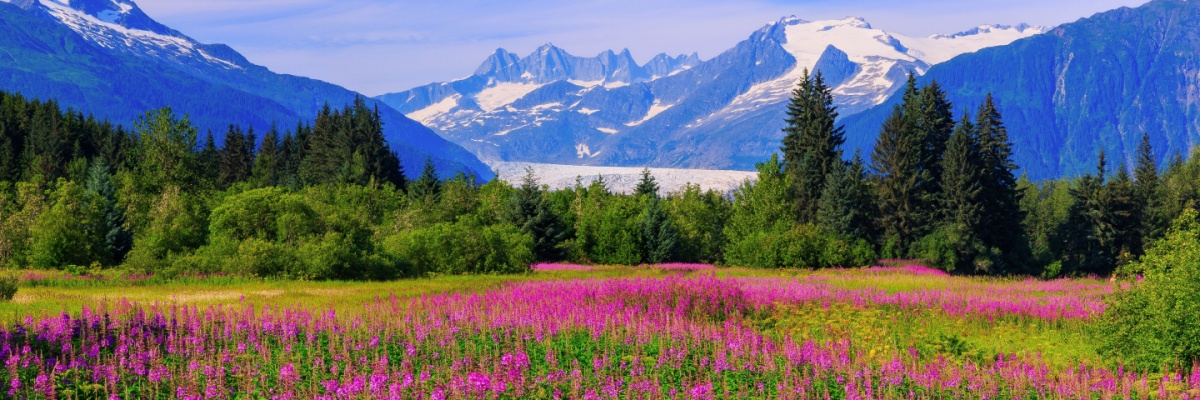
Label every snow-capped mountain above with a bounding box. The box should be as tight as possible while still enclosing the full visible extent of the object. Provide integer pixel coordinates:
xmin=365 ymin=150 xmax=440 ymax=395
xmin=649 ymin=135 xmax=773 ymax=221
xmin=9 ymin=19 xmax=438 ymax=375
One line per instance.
xmin=0 ymin=0 xmax=493 ymax=179
xmin=378 ymin=17 xmax=1045 ymax=170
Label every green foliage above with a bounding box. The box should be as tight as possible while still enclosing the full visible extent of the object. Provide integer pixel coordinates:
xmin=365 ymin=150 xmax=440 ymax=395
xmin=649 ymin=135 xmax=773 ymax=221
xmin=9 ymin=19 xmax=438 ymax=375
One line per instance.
xmin=726 ymin=224 xmax=875 ymax=269
xmin=1097 ymin=208 xmax=1200 ymax=372
xmin=385 ymin=218 xmax=533 ymax=275
xmin=724 ymin=155 xmax=796 ymax=255
xmin=134 ymin=108 xmax=199 ymax=192
xmin=28 ymin=179 xmax=106 ymax=269
xmin=574 ymin=189 xmax=644 ymax=265
xmin=664 ymin=184 xmax=731 ymax=263
xmin=300 ymin=98 xmax=406 ymax=187
xmin=123 ymin=186 xmax=209 ymax=273
xmin=0 ymin=274 xmax=15 ymax=301
xmin=409 ymin=158 xmax=442 ymax=203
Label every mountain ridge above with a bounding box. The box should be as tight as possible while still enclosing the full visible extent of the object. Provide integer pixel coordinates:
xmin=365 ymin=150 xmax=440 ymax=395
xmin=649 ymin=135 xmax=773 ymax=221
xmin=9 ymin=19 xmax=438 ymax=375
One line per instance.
xmin=379 ymin=16 xmax=1045 ymax=171
xmin=0 ymin=0 xmax=494 ymax=180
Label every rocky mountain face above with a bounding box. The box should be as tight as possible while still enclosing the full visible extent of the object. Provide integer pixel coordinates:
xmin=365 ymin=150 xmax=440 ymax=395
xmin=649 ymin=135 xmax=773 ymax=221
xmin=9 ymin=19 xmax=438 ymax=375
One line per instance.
xmin=842 ymin=0 xmax=1200 ymax=180
xmin=379 ymin=17 xmax=1044 ymax=171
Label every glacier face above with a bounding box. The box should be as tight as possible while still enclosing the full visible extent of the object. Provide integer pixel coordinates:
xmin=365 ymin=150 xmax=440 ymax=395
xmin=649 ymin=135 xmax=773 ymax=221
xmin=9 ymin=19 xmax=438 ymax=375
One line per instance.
xmin=379 ymin=17 xmax=1045 ymax=171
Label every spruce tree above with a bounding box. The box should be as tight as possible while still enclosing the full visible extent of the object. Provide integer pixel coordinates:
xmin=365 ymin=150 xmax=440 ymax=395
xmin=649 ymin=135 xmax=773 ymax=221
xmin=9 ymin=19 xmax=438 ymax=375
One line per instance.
xmin=871 ymin=105 xmax=922 ymax=256
xmin=817 ymin=151 xmax=876 ymax=242
xmin=1061 ymin=152 xmax=1114 ymax=275
xmin=252 ymin=124 xmax=281 ymax=187
xmin=639 ymin=196 xmax=679 ymax=264
xmin=85 ymin=161 xmax=131 ymax=266
xmin=198 ymin=130 xmax=219 ymax=188
xmin=781 ymin=70 xmax=845 ymax=223
xmin=974 ymin=94 xmax=1026 ymax=271
xmin=507 ymin=167 xmax=570 ymax=261
xmin=907 ymin=80 xmax=955 ymax=205
xmin=218 ymin=125 xmax=255 ymax=188
xmin=938 ymin=114 xmax=985 ymax=271
xmin=634 ymin=168 xmax=659 ymax=198
xmin=409 ymin=158 xmax=442 ymax=203
xmin=1133 ymin=132 xmax=1163 ymax=243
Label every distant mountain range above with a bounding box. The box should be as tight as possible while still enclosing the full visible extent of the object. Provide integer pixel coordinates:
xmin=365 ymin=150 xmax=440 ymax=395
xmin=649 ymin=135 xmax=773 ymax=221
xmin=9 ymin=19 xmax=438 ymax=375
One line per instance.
xmin=843 ymin=0 xmax=1200 ymax=180
xmin=378 ymin=17 xmax=1046 ymax=171
xmin=0 ymin=0 xmax=493 ymax=179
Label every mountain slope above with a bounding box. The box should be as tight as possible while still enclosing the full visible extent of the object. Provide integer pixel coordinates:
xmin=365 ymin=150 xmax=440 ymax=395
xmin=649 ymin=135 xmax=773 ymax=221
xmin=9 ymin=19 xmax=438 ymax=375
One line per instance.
xmin=0 ymin=0 xmax=492 ymax=179
xmin=842 ymin=0 xmax=1200 ymax=180
xmin=379 ymin=18 xmax=1044 ymax=170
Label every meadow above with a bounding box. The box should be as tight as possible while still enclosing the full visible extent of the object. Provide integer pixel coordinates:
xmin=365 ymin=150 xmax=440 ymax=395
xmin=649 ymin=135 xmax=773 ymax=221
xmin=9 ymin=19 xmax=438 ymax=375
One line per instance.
xmin=3 ymin=264 xmax=1197 ymax=399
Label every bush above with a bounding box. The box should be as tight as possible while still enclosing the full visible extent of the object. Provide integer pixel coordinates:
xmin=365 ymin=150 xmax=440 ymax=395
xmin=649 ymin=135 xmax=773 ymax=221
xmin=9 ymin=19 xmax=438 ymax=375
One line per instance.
xmin=385 ymin=219 xmax=533 ymax=275
xmin=0 ymin=275 xmax=16 ymax=301
xmin=1096 ymin=208 xmax=1200 ymax=372
xmin=724 ymin=224 xmax=876 ymax=269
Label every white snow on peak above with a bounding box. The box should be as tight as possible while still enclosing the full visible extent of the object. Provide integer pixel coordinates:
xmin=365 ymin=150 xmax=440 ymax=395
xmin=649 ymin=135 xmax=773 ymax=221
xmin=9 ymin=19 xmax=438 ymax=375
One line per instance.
xmin=36 ymin=0 xmax=241 ymax=70
xmin=576 ymin=107 xmax=600 ymax=115
xmin=596 ymin=127 xmax=618 ymax=134
xmin=489 ymin=161 xmax=757 ymax=194
xmin=895 ymin=24 xmax=1049 ymax=64
xmin=712 ymin=17 xmax=1044 ymax=128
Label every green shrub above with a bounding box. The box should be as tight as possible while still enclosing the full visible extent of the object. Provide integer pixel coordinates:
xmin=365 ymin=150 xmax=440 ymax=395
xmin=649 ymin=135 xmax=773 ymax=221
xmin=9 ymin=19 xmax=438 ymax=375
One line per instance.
xmin=386 ymin=219 xmax=533 ymax=275
xmin=1096 ymin=208 xmax=1200 ymax=372
xmin=724 ymin=224 xmax=876 ymax=269
xmin=0 ymin=275 xmax=16 ymax=301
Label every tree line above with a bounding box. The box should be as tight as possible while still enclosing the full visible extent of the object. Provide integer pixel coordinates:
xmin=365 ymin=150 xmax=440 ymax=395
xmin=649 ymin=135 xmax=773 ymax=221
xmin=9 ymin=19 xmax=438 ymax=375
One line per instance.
xmin=0 ymin=82 xmax=1197 ymax=279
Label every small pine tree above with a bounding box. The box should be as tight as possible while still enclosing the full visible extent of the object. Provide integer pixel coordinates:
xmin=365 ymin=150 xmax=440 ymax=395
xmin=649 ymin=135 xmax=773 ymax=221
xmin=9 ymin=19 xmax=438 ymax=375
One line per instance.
xmin=639 ymin=196 xmax=679 ymax=264
xmin=938 ymin=114 xmax=986 ymax=271
xmin=409 ymin=158 xmax=442 ymax=203
xmin=252 ymin=124 xmax=281 ymax=187
xmin=817 ymin=151 xmax=876 ymax=242
xmin=508 ymin=167 xmax=571 ymax=261
xmin=634 ymin=168 xmax=659 ymax=198
xmin=974 ymin=94 xmax=1027 ymax=271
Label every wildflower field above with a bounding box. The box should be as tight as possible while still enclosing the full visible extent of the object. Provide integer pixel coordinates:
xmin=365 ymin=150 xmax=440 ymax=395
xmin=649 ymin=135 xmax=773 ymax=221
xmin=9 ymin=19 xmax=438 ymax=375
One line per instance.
xmin=3 ymin=265 xmax=1198 ymax=399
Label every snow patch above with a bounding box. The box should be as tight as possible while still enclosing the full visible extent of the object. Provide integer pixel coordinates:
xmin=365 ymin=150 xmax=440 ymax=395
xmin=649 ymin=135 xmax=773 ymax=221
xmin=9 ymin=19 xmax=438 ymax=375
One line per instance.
xmin=576 ymin=107 xmax=599 ymax=115
xmin=596 ymin=127 xmax=618 ymax=134
xmin=474 ymin=82 xmax=543 ymax=112
xmin=575 ymin=143 xmax=594 ymax=158
xmin=406 ymin=94 xmax=460 ymax=124
xmin=625 ymin=101 xmax=673 ymax=126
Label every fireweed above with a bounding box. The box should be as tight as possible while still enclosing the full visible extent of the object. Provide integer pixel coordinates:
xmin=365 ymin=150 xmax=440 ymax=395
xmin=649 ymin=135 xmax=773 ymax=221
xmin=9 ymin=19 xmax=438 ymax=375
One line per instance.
xmin=1 ymin=271 xmax=1195 ymax=399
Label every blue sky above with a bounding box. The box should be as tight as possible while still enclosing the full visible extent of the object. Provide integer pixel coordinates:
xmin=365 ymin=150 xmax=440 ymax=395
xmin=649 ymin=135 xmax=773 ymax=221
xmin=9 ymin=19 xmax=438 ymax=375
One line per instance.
xmin=134 ymin=0 xmax=1149 ymax=96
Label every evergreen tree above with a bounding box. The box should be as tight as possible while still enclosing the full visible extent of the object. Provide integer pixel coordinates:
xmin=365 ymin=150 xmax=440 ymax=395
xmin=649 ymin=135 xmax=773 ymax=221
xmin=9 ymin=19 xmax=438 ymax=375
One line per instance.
xmin=1133 ymin=132 xmax=1164 ymax=244
xmin=781 ymin=70 xmax=846 ymax=223
xmin=871 ymin=106 xmax=923 ymax=256
xmin=507 ymin=168 xmax=570 ymax=261
xmin=639 ymin=196 xmax=678 ymax=264
xmin=252 ymin=124 xmax=281 ymax=187
xmin=634 ymin=168 xmax=659 ymax=198
xmin=199 ymin=130 xmax=219 ymax=188
xmin=906 ymin=79 xmax=955 ymax=205
xmin=134 ymin=108 xmax=199 ymax=192
xmin=817 ymin=151 xmax=876 ymax=242
xmin=1060 ymin=152 xmax=1117 ymax=275
xmin=974 ymin=94 xmax=1027 ymax=271
xmin=85 ymin=161 xmax=131 ymax=265
xmin=409 ymin=158 xmax=442 ymax=203
xmin=218 ymin=125 xmax=255 ymax=188
xmin=938 ymin=114 xmax=986 ymax=271
xmin=1106 ymin=167 xmax=1140 ymax=266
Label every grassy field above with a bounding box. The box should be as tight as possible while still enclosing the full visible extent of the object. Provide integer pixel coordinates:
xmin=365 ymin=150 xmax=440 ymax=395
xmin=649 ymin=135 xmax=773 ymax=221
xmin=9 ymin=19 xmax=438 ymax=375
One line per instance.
xmin=1 ymin=264 xmax=1192 ymax=398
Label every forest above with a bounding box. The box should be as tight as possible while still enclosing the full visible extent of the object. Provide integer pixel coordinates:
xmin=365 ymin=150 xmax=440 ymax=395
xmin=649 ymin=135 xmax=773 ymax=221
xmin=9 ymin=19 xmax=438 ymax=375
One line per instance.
xmin=0 ymin=72 xmax=1197 ymax=281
